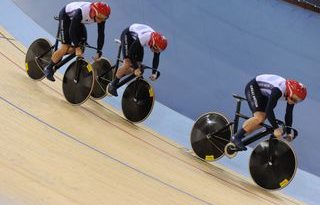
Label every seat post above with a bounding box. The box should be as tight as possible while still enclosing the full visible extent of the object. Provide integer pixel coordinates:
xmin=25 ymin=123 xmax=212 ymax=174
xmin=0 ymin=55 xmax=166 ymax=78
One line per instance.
xmin=233 ymin=99 xmax=242 ymax=134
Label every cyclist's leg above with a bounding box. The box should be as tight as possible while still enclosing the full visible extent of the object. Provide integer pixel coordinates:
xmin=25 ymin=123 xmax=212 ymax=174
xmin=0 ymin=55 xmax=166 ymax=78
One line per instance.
xmin=116 ymin=28 xmax=133 ymax=77
xmin=107 ymin=58 xmax=132 ymax=96
xmin=116 ymin=43 xmax=144 ymax=78
xmin=243 ymin=78 xmax=268 ymax=133
xmin=231 ymin=79 xmax=267 ymax=150
xmin=108 ymin=28 xmax=134 ymax=96
xmin=79 ymin=24 xmax=87 ymax=44
xmin=109 ymin=51 xmax=144 ymax=96
xmin=115 ymin=58 xmax=133 ymax=78
xmin=133 ymin=45 xmax=144 ymax=76
xmin=243 ymin=111 xmax=266 ymax=133
xmin=44 ymin=8 xmax=71 ymax=81
xmin=44 ymin=43 xmax=71 ymax=82
xmin=51 ymin=44 xmax=71 ymax=63
xmin=77 ymin=24 xmax=87 ymax=55
xmin=66 ymin=47 xmax=75 ymax=54
xmin=52 ymin=7 xmax=72 ymax=63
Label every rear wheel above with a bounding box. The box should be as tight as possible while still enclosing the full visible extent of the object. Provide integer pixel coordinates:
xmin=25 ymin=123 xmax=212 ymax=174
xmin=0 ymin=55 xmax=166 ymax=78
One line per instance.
xmin=25 ymin=38 xmax=53 ymax=80
xmin=190 ymin=112 xmax=232 ymax=161
xmin=91 ymin=58 xmax=113 ymax=99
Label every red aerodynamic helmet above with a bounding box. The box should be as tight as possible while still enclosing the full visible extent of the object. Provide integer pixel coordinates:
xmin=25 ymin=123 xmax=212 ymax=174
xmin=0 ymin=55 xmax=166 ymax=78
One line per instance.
xmin=91 ymin=2 xmax=111 ymax=18
xmin=148 ymin=32 xmax=168 ymax=52
xmin=286 ymin=79 xmax=307 ymax=101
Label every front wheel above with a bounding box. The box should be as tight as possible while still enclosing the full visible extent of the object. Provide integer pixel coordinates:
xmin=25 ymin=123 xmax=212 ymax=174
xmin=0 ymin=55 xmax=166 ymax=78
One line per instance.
xmin=121 ymin=78 xmax=155 ymax=123
xmin=249 ymin=138 xmax=297 ymax=190
xmin=190 ymin=112 xmax=232 ymax=161
xmin=62 ymin=59 xmax=94 ymax=105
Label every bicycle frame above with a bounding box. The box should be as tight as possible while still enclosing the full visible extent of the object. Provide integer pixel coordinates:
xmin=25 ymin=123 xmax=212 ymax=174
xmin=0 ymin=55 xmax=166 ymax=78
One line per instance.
xmin=97 ymin=39 xmax=158 ymax=90
xmin=96 ymin=39 xmax=128 ymax=87
xmin=37 ymin=16 xmax=99 ymax=83
xmin=208 ymin=94 xmax=278 ymax=147
xmin=36 ymin=17 xmax=77 ymax=70
xmin=112 ymin=40 xmax=137 ymax=89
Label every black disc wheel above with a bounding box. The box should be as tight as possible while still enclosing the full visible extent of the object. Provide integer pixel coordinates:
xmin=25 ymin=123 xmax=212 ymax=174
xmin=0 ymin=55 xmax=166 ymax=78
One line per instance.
xmin=91 ymin=58 xmax=113 ymax=99
xmin=62 ymin=59 xmax=94 ymax=105
xmin=25 ymin=38 xmax=53 ymax=80
xmin=121 ymin=79 xmax=155 ymax=123
xmin=249 ymin=138 xmax=297 ymax=190
xmin=190 ymin=112 xmax=232 ymax=161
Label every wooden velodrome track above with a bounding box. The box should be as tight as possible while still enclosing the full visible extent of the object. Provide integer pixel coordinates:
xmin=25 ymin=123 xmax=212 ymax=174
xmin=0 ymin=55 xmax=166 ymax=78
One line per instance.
xmin=0 ymin=26 xmax=304 ymax=205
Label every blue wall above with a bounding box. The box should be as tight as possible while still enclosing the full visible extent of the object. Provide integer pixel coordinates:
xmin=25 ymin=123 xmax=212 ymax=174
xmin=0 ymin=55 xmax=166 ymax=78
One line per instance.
xmin=12 ymin=0 xmax=320 ymax=176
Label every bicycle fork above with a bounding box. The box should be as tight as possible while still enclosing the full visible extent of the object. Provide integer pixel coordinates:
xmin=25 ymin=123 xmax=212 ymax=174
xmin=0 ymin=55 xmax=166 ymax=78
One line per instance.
xmin=74 ymin=57 xmax=84 ymax=83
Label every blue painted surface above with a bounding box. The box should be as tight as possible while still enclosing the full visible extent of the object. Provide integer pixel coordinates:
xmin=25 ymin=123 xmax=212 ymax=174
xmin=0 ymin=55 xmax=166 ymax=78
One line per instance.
xmin=1 ymin=0 xmax=320 ymax=204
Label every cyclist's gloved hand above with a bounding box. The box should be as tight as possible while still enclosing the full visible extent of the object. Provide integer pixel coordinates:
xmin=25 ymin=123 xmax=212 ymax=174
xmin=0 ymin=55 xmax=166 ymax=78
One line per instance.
xmin=150 ymin=71 xmax=160 ymax=81
xmin=273 ymin=127 xmax=283 ymax=139
xmin=93 ymin=50 xmax=102 ymax=62
xmin=75 ymin=47 xmax=83 ymax=57
xmin=283 ymin=127 xmax=296 ymax=142
xmin=134 ymin=68 xmax=142 ymax=77
xmin=283 ymin=133 xmax=294 ymax=142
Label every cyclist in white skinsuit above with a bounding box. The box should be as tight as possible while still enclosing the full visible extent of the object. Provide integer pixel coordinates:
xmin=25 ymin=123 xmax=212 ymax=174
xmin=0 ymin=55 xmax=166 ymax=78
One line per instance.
xmin=43 ymin=1 xmax=111 ymax=81
xmin=107 ymin=23 xmax=168 ymax=97
xmin=231 ymin=74 xmax=307 ymax=150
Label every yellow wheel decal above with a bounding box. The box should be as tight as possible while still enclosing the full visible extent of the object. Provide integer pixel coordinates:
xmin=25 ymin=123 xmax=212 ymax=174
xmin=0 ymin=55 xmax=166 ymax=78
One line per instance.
xmin=86 ymin=63 xmax=92 ymax=72
xmin=279 ymin=179 xmax=289 ymax=187
xmin=149 ymin=87 xmax=154 ymax=97
xmin=205 ymin=155 xmax=214 ymax=161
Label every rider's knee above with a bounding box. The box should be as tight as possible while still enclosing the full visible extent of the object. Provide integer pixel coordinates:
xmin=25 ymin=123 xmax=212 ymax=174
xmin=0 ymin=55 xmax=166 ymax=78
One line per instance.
xmin=254 ymin=115 xmax=266 ymax=125
xmin=115 ymin=60 xmax=132 ymax=78
xmin=67 ymin=47 xmax=75 ymax=54
xmin=120 ymin=59 xmax=133 ymax=72
xmin=60 ymin=44 xmax=71 ymax=55
xmin=123 ymin=58 xmax=132 ymax=69
xmin=256 ymin=118 xmax=265 ymax=125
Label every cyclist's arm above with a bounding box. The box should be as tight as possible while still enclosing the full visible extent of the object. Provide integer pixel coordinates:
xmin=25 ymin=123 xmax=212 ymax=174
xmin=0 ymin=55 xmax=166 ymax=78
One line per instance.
xmin=69 ymin=9 xmax=83 ymax=47
xmin=128 ymin=39 xmax=142 ymax=69
xmin=97 ymin=21 xmax=105 ymax=52
xmin=265 ymin=87 xmax=282 ymax=128
xmin=285 ymin=103 xmax=294 ymax=131
xmin=152 ymin=52 xmax=160 ymax=74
